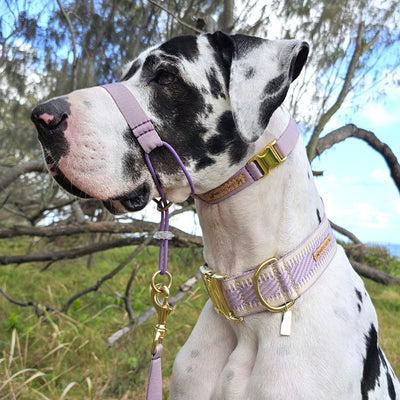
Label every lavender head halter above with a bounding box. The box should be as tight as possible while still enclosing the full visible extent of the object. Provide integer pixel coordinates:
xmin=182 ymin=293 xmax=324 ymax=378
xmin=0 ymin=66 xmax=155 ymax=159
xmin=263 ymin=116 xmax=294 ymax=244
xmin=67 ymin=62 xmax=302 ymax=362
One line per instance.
xmin=101 ymin=83 xmax=195 ymax=275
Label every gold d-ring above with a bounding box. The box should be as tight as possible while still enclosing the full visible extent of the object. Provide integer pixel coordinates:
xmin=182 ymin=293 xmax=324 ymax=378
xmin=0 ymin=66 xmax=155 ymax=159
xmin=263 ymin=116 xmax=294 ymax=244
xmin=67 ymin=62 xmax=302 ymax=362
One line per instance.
xmin=253 ymin=257 xmax=295 ymax=313
xmin=151 ymin=270 xmax=173 ymax=294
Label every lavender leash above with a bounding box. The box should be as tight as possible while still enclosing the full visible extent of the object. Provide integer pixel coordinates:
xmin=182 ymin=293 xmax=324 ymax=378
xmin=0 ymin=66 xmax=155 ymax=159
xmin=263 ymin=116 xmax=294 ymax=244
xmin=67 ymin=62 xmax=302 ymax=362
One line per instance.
xmin=145 ymin=141 xmax=195 ymax=275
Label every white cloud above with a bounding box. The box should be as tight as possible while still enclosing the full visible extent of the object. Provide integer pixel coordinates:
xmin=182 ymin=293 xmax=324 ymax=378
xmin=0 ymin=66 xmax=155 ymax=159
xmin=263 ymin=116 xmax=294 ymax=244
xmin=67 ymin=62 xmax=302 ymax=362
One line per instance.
xmin=370 ymin=168 xmax=391 ymax=183
xmin=357 ymin=203 xmax=389 ymax=229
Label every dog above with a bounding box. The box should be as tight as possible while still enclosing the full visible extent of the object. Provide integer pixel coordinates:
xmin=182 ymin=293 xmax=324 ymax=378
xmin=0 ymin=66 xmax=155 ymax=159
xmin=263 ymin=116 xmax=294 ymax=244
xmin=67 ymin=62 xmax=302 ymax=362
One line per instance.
xmin=31 ymin=31 xmax=399 ymax=399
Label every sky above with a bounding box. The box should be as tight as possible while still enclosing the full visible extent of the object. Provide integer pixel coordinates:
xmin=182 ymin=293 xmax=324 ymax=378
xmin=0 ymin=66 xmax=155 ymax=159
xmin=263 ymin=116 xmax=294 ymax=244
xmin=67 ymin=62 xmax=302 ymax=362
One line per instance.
xmin=312 ymin=86 xmax=400 ymax=245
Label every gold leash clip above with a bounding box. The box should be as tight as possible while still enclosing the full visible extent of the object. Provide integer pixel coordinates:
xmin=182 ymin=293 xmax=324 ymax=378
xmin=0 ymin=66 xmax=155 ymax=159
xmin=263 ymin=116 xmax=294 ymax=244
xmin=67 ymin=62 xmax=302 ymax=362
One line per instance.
xmin=149 ymin=270 xmax=175 ymax=355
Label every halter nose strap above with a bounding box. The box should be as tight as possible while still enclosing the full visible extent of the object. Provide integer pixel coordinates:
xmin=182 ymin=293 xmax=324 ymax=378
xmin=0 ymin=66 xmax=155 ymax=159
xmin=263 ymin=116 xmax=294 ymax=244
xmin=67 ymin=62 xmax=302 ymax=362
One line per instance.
xmin=101 ymin=83 xmax=163 ymax=153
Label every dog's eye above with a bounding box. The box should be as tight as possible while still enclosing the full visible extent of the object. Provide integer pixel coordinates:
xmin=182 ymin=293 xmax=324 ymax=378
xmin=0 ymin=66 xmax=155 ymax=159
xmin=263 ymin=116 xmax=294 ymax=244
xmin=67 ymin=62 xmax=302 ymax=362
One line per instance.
xmin=156 ymin=70 xmax=177 ymax=86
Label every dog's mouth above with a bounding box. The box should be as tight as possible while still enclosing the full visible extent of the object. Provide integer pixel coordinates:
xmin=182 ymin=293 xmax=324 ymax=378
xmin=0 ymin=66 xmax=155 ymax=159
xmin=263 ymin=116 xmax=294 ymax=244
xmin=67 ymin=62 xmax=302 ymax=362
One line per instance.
xmin=45 ymin=155 xmax=150 ymax=214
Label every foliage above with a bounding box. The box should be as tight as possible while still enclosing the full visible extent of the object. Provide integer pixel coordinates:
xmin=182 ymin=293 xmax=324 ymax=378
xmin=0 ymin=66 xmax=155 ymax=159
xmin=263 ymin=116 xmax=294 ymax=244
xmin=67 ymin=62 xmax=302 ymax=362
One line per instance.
xmin=0 ymin=245 xmax=205 ymax=399
xmin=0 ymin=244 xmax=399 ymax=399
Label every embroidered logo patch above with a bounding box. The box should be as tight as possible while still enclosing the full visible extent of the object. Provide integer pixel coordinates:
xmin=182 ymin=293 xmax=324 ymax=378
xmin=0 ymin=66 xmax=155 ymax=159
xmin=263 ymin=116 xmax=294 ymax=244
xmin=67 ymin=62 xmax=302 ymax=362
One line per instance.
xmin=313 ymin=234 xmax=332 ymax=261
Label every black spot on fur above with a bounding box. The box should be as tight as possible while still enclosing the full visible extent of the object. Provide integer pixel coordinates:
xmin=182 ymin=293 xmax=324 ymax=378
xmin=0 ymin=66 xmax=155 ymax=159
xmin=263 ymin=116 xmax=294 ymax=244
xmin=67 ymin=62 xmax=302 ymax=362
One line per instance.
xmin=355 ymin=289 xmax=363 ymax=313
xmin=263 ymin=74 xmax=285 ymax=95
xmin=122 ymin=150 xmax=143 ymax=182
xmin=245 ymin=67 xmax=255 ymax=79
xmin=387 ymin=371 xmax=396 ymax=400
xmin=361 ymin=324 xmax=381 ymax=399
xmin=206 ymin=67 xmax=223 ymax=99
xmin=355 ymin=289 xmax=363 ymax=303
xmin=195 ymin=156 xmax=216 ymax=170
xmin=148 ymin=75 xmax=213 ymax=174
xmin=316 ymin=208 xmax=321 ymax=224
xmin=206 ymin=111 xmax=249 ymax=165
xmin=207 ymin=32 xmax=234 ymax=92
xmin=159 ymin=35 xmax=199 ymax=61
xmin=122 ymin=59 xmax=141 ymax=81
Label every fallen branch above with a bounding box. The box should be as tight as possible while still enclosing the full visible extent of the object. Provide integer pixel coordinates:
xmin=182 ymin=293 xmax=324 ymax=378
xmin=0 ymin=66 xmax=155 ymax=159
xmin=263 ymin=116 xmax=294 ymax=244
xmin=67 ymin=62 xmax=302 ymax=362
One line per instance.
xmin=0 ymin=286 xmax=60 ymax=317
xmin=107 ymin=271 xmax=202 ymax=347
xmin=350 ymin=260 xmax=400 ymax=286
xmin=0 ymin=225 xmax=202 ymax=266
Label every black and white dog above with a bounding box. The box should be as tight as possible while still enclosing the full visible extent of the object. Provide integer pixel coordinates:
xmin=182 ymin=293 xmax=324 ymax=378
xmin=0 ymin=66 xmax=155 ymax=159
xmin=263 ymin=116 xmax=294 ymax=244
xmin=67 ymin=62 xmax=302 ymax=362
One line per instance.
xmin=32 ymin=32 xmax=399 ymax=399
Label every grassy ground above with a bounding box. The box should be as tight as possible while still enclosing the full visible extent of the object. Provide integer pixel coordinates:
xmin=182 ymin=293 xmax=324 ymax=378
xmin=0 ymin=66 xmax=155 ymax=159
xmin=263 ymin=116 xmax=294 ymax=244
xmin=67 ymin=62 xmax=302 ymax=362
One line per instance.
xmin=0 ymin=239 xmax=399 ymax=399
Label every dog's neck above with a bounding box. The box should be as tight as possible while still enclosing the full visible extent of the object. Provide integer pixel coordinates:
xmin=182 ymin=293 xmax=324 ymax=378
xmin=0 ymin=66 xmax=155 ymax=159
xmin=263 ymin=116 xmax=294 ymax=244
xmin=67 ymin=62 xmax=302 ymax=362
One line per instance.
xmin=196 ymin=108 xmax=324 ymax=276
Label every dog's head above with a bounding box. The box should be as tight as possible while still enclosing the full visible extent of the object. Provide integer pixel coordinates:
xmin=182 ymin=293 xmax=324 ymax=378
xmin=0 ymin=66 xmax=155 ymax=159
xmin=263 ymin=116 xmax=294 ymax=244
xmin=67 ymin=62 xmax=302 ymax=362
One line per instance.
xmin=31 ymin=32 xmax=308 ymax=213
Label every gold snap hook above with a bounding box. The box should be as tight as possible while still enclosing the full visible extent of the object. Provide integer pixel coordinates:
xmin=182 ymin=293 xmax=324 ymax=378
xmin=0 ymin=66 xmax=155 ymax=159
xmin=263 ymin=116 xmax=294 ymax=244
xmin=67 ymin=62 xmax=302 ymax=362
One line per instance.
xmin=149 ymin=270 xmax=175 ymax=354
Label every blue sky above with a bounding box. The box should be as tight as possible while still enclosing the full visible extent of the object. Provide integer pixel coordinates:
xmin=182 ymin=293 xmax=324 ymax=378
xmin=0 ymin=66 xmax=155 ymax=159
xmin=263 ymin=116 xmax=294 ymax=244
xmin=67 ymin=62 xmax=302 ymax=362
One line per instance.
xmin=312 ymin=86 xmax=400 ymax=245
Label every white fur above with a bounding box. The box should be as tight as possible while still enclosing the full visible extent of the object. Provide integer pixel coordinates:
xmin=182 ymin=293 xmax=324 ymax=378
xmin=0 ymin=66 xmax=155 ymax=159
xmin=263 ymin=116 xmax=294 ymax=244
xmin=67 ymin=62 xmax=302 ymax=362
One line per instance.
xmin=170 ymin=109 xmax=399 ymax=399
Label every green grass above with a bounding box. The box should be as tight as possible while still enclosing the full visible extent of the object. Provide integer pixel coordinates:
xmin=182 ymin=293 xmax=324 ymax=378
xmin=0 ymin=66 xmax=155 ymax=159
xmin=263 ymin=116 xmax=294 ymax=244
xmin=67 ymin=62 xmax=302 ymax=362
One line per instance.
xmin=0 ymin=241 xmax=399 ymax=399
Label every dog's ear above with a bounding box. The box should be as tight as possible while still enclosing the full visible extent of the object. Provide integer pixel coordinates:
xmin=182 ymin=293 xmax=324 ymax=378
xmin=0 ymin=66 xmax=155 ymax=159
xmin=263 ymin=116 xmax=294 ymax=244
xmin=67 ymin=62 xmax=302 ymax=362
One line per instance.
xmin=208 ymin=32 xmax=309 ymax=143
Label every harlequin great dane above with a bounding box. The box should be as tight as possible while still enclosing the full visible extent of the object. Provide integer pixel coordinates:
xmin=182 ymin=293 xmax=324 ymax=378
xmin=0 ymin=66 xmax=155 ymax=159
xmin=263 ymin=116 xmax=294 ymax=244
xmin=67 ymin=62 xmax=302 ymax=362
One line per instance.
xmin=31 ymin=31 xmax=399 ymax=399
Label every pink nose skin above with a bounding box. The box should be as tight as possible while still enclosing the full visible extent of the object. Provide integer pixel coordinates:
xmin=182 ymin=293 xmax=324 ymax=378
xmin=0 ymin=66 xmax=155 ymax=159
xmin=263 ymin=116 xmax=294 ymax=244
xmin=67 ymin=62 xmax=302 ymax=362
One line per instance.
xmin=38 ymin=113 xmax=55 ymax=125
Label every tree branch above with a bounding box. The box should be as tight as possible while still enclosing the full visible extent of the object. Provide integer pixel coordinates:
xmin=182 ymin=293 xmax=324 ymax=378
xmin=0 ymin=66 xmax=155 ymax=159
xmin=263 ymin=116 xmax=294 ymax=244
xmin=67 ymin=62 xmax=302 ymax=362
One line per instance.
xmin=55 ymin=0 xmax=78 ymax=90
xmin=306 ymin=23 xmax=380 ymax=161
xmin=329 ymin=219 xmax=362 ymax=244
xmin=61 ymin=233 xmax=155 ymax=313
xmin=147 ymin=0 xmax=204 ymax=34
xmin=0 ymin=160 xmax=45 ymax=193
xmin=315 ymin=124 xmax=400 ymax=194
xmin=351 ymin=260 xmax=400 ymax=286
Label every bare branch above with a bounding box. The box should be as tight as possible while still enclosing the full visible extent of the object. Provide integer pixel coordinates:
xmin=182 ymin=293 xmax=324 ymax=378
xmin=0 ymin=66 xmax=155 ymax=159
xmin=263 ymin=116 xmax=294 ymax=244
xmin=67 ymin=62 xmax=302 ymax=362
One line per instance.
xmin=55 ymin=0 xmax=78 ymax=90
xmin=124 ymin=263 xmax=141 ymax=323
xmin=351 ymin=260 xmax=400 ymax=286
xmin=0 ymin=286 xmax=60 ymax=317
xmin=306 ymin=23 xmax=380 ymax=161
xmin=0 ymin=219 xmax=202 ymax=245
xmin=329 ymin=219 xmax=362 ymax=245
xmin=0 ymin=160 xmax=45 ymax=193
xmin=315 ymin=124 xmax=400 ymax=195
xmin=61 ymin=232 xmax=155 ymax=313
xmin=147 ymin=0 xmax=204 ymax=34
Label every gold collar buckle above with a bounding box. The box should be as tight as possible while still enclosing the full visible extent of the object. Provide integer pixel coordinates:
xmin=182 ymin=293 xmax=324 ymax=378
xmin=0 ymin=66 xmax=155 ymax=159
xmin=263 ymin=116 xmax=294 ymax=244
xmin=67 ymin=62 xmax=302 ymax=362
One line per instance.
xmin=247 ymin=139 xmax=286 ymax=179
xmin=200 ymin=265 xmax=243 ymax=322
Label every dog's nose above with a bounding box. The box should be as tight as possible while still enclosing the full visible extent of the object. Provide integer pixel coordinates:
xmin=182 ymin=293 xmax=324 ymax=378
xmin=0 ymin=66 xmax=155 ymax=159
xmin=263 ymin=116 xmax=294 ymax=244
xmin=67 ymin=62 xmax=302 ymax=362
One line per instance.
xmin=31 ymin=98 xmax=71 ymax=135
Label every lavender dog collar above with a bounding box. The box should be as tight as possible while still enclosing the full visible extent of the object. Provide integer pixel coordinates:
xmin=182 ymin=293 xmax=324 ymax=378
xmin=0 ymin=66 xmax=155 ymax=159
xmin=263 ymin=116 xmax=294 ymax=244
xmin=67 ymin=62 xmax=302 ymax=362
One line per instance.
xmin=201 ymin=217 xmax=337 ymax=320
xmin=194 ymin=117 xmax=299 ymax=204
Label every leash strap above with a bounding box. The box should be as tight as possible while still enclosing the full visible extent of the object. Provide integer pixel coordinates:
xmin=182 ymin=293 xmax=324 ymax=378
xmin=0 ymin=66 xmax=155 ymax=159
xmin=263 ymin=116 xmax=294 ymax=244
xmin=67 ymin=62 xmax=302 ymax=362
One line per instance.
xmin=201 ymin=217 xmax=337 ymax=320
xmin=146 ymin=344 xmax=163 ymax=399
